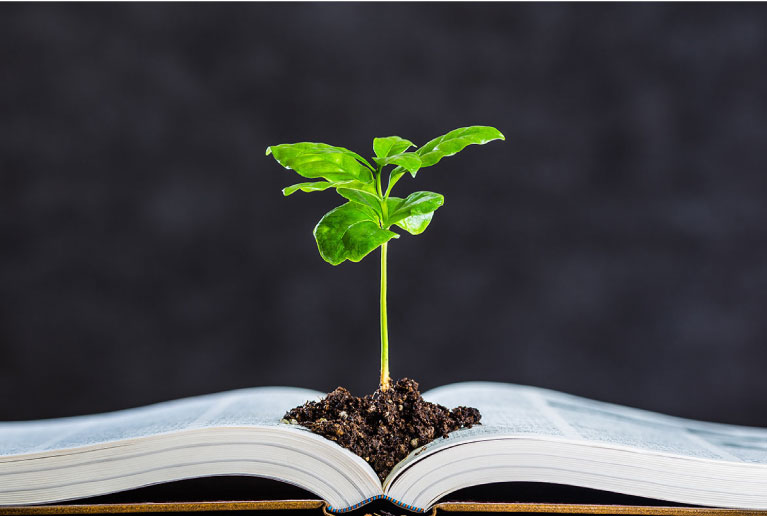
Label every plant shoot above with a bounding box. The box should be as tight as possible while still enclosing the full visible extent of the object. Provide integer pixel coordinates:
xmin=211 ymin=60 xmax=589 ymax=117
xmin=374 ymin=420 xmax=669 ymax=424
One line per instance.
xmin=266 ymin=126 xmax=504 ymax=391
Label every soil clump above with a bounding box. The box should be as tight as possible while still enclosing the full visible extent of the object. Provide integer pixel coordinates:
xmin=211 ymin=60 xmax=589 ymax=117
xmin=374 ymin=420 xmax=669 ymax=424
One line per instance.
xmin=283 ymin=378 xmax=481 ymax=481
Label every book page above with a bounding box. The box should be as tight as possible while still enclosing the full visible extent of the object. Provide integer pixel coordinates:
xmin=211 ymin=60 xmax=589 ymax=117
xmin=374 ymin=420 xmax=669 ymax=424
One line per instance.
xmin=419 ymin=382 xmax=767 ymax=464
xmin=0 ymin=387 xmax=322 ymax=457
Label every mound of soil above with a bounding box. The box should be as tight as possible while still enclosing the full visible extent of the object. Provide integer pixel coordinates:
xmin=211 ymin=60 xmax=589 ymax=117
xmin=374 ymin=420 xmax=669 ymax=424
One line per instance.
xmin=283 ymin=378 xmax=481 ymax=481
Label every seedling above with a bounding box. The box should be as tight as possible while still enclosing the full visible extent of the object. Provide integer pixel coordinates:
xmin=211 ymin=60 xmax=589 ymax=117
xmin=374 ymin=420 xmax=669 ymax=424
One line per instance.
xmin=266 ymin=126 xmax=504 ymax=391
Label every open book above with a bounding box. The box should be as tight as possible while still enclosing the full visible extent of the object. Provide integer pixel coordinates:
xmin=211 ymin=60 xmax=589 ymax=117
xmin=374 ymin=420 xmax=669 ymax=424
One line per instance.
xmin=1 ymin=382 xmax=766 ymax=512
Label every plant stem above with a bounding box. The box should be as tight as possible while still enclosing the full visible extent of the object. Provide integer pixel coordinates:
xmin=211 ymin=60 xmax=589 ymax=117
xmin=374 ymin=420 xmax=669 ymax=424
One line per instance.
xmin=375 ymin=164 xmax=391 ymax=391
xmin=375 ymin=166 xmax=384 ymax=198
xmin=379 ymin=241 xmax=390 ymax=391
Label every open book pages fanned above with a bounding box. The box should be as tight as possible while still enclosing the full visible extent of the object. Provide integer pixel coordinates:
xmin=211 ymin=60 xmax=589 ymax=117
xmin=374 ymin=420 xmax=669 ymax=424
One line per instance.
xmin=1 ymin=382 xmax=766 ymax=512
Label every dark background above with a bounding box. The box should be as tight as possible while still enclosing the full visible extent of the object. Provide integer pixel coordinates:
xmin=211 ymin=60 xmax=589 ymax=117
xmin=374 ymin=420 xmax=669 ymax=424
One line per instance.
xmin=1 ymin=4 xmax=766 ymax=426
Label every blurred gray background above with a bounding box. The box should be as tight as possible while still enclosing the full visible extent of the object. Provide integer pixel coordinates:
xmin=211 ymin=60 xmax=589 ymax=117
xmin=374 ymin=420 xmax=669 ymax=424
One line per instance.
xmin=1 ymin=3 xmax=766 ymax=426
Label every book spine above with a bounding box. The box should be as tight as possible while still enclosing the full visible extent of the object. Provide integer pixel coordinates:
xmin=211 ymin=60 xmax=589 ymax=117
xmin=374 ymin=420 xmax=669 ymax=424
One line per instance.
xmin=325 ymin=495 xmax=426 ymax=513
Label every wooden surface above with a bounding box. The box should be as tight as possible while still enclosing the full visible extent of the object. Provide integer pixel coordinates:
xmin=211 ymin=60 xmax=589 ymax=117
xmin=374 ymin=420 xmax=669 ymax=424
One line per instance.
xmin=2 ymin=501 xmax=767 ymax=515
xmin=0 ymin=500 xmax=324 ymax=514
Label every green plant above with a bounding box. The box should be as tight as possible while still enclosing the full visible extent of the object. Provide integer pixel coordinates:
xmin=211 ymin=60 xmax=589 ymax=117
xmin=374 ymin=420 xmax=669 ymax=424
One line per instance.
xmin=266 ymin=126 xmax=504 ymax=391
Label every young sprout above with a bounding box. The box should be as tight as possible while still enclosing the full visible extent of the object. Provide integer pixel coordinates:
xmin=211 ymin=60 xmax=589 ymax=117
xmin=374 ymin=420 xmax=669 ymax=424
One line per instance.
xmin=266 ymin=126 xmax=504 ymax=391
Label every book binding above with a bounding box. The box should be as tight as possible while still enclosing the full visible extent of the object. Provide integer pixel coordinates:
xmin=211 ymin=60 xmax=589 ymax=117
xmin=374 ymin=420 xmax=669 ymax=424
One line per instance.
xmin=326 ymin=495 xmax=427 ymax=513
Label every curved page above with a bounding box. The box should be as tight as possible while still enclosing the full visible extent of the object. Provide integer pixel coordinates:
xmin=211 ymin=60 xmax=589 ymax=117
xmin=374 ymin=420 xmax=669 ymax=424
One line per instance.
xmin=385 ymin=382 xmax=767 ymax=510
xmin=0 ymin=388 xmax=381 ymax=508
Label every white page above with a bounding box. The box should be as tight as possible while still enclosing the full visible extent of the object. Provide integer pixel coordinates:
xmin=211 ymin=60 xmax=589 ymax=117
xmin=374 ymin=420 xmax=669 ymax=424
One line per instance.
xmin=0 ymin=387 xmax=322 ymax=457
xmin=420 ymin=382 xmax=767 ymax=463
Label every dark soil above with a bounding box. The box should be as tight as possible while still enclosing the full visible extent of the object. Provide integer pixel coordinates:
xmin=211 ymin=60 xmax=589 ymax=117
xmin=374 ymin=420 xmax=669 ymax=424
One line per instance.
xmin=283 ymin=378 xmax=481 ymax=481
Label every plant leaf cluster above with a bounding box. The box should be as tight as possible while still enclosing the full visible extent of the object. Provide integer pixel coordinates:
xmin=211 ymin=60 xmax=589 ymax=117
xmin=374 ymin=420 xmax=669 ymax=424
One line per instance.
xmin=266 ymin=126 xmax=505 ymax=265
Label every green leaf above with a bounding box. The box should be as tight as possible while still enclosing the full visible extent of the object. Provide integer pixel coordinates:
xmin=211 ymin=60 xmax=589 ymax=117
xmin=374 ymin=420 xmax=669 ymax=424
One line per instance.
xmin=395 ymin=212 xmax=434 ymax=235
xmin=313 ymin=203 xmax=398 ymax=265
xmin=336 ymin=187 xmax=384 ymax=219
xmin=282 ymin=181 xmax=334 ymax=196
xmin=385 ymin=191 xmax=444 ymax=227
xmin=333 ymin=179 xmax=378 ymax=195
xmin=387 ymin=126 xmax=503 ymax=186
xmin=266 ymin=142 xmax=374 ymax=183
xmin=373 ymin=136 xmax=415 ymax=159
xmin=416 ymin=126 xmax=504 ymax=170
xmin=283 ymin=179 xmax=376 ymax=197
xmin=374 ymin=152 xmax=422 ymax=174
